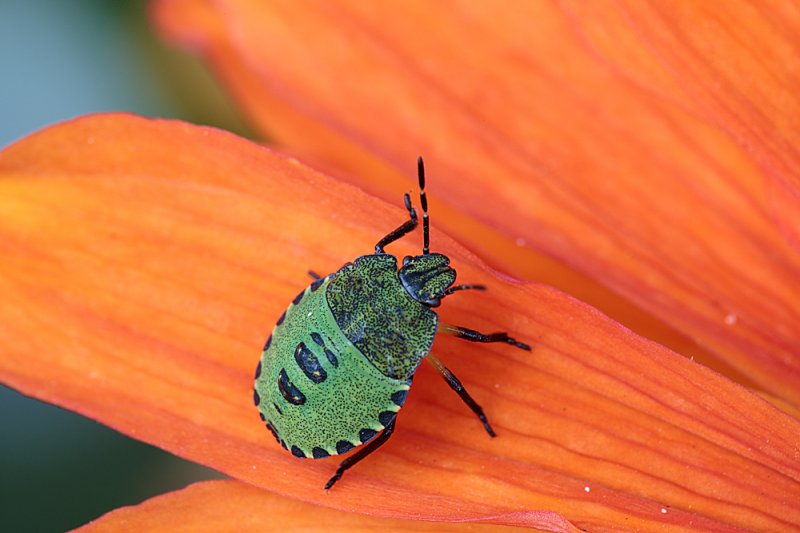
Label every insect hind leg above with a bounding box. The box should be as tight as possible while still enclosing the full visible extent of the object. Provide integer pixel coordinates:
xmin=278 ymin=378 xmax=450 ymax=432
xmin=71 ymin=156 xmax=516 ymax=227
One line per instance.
xmin=324 ymin=419 xmax=397 ymax=490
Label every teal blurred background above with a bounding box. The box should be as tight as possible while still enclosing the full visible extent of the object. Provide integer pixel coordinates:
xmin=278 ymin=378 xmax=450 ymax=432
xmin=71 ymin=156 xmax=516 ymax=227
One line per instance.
xmin=1 ymin=1 xmax=254 ymax=531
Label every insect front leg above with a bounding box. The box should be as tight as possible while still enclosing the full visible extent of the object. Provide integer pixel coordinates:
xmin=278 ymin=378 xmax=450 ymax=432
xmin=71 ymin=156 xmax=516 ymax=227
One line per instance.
xmin=374 ymin=193 xmax=418 ymax=254
xmin=440 ymin=323 xmax=531 ymax=351
xmin=443 ymin=284 xmax=486 ymax=296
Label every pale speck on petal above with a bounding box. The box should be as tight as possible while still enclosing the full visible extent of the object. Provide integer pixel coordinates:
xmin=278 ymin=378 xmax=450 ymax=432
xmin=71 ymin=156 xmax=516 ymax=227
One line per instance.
xmin=584 ymin=486 xmax=591 ymax=493
xmin=515 ymin=237 xmax=526 ymax=247
xmin=724 ymin=313 xmax=737 ymax=325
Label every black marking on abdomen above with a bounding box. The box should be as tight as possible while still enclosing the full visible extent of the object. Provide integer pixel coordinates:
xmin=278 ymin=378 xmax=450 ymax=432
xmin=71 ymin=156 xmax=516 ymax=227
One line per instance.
xmin=310 ymin=331 xmax=337 ymax=367
xmin=254 ymin=361 xmax=262 ymax=379
xmin=291 ymin=445 xmax=306 ymax=458
xmin=263 ymin=335 xmax=272 ymax=351
xmin=310 ymin=277 xmax=325 ymax=292
xmin=324 ymin=348 xmax=339 ymax=368
xmin=294 ymin=342 xmax=327 ymax=384
xmin=265 ymin=421 xmax=280 ymax=443
xmin=273 ymin=402 xmax=283 ymax=415
xmin=391 ymin=389 xmax=408 ymax=407
xmin=359 ymin=428 xmax=377 ymax=444
xmin=278 ymin=368 xmax=306 ymax=405
xmin=310 ymin=332 xmax=325 ymax=347
xmin=312 ymin=447 xmax=330 ymax=459
xmin=292 ymin=290 xmax=305 ymax=305
xmin=258 ymin=412 xmax=266 ymax=421
xmin=378 ymin=411 xmax=396 ymax=427
xmin=253 ymin=389 xmax=260 ymax=406
xmin=336 ymin=440 xmax=354 ymax=454
xmin=276 ymin=310 xmax=286 ymax=326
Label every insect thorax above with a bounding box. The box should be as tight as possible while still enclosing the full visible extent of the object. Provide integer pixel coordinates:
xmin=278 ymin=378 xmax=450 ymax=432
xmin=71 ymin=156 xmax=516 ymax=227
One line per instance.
xmin=326 ymin=254 xmax=438 ymax=380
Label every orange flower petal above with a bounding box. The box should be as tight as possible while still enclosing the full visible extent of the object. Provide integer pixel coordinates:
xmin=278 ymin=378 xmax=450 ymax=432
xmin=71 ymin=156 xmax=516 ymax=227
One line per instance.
xmin=1 ymin=114 xmax=799 ymax=531
xmin=152 ymin=0 xmax=800 ymax=407
xmin=76 ymin=480 xmax=549 ymax=532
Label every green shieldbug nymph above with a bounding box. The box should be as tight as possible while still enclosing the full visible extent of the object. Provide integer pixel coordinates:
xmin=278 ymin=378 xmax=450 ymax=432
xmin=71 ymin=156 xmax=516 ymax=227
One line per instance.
xmin=254 ymin=157 xmax=530 ymax=489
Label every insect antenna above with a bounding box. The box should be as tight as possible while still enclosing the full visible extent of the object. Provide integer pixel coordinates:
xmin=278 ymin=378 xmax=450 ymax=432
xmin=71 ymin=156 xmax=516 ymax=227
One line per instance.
xmin=417 ymin=156 xmax=430 ymax=255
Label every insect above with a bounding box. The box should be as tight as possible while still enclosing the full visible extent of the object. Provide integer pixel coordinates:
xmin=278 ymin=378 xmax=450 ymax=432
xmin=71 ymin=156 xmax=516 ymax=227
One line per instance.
xmin=254 ymin=157 xmax=530 ymax=489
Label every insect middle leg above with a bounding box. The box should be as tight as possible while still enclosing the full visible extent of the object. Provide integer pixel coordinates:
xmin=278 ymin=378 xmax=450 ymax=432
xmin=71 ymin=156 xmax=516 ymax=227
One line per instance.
xmin=375 ymin=193 xmax=418 ymax=253
xmin=325 ymin=419 xmax=397 ymax=490
xmin=441 ymin=323 xmax=531 ymax=351
xmin=426 ymin=353 xmax=495 ymax=437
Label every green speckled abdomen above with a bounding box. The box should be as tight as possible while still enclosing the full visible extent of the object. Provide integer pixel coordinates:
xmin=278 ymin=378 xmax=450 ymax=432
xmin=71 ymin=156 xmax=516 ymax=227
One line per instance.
xmin=253 ymin=254 xmax=436 ymax=459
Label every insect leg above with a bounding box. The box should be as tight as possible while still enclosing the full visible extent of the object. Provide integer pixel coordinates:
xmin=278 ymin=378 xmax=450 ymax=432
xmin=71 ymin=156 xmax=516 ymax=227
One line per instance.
xmin=440 ymin=323 xmax=531 ymax=351
xmin=375 ymin=193 xmax=418 ymax=254
xmin=443 ymin=284 xmax=486 ymax=296
xmin=426 ymin=353 xmax=495 ymax=437
xmin=307 ymin=270 xmax=322 ymax=280
xmin=325 ymin=419 xmax=397 ymax=490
